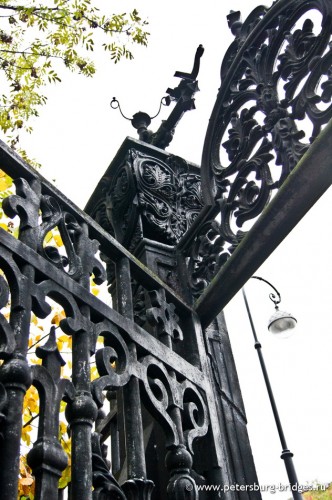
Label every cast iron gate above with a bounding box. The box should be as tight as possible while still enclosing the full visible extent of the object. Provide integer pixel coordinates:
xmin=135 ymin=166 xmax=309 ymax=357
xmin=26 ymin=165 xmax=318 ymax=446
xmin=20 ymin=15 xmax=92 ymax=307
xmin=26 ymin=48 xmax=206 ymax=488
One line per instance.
xmin=0 ymin=0 xmax=332 ymax=498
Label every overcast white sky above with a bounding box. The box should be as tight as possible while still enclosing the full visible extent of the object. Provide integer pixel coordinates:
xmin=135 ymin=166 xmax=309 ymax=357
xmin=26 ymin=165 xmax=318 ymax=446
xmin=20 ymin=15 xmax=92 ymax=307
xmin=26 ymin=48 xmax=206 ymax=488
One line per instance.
xmin=4 ymin=0 xmax=332 ymax=496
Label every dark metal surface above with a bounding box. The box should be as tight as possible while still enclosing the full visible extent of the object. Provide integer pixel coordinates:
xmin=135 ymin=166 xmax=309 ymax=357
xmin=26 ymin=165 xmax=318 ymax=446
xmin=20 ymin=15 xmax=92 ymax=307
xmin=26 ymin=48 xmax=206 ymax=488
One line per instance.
xmin=0 ymin=122 xmax=262 ymax=497
xmin=186 ymin=0 xmax=332 ymax=301
xmin=110 ymin=45 xmax=204 ymax=150
xmin=0 ymin=134 xmax=248 ymax=498
xmin=0 ymin=0 xmax=331 ymax=497
xmin=195 ymin=117 xmax=332 ymax=327
xmin=86 ymin=133 xmax=260 ymax=496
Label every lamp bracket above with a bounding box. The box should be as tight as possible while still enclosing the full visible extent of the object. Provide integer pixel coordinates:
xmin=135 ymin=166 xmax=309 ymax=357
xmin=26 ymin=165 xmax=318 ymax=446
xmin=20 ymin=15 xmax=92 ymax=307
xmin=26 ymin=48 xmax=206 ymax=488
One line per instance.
xmin=252 ymin=276 xmax=281 ymax=307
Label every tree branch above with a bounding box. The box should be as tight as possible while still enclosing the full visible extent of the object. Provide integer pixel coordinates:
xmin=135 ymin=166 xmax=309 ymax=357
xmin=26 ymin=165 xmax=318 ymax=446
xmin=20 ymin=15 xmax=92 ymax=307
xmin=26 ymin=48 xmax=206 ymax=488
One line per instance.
xmin=0 ymin=4 xmax=59 ymax=12
xmin=0 ymin=48 xmax=65 ymax=61
xmin=23 ymin=412 xmax=39 ymax=428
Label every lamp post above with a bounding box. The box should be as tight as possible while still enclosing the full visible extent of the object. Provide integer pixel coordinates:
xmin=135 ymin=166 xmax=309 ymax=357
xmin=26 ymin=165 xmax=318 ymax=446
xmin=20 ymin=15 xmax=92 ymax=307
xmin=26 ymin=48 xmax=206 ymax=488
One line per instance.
xmin=242 ymin=276 xmax=302 ymax=500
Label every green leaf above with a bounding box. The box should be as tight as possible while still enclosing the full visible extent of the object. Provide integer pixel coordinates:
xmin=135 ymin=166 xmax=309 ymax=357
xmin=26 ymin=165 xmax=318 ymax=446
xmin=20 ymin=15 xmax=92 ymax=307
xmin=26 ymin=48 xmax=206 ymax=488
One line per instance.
xmin=0 ymin=1 xmax=149 ymax=146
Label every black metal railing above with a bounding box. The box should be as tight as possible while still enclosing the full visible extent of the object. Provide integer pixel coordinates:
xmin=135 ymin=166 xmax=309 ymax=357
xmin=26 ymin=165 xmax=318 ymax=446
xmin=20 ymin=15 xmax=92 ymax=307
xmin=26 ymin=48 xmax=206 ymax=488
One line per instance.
xmin=0 ymin=140 xmax=225 ymax=499
xmin=1 ymin=0 xmax=332 ymax=498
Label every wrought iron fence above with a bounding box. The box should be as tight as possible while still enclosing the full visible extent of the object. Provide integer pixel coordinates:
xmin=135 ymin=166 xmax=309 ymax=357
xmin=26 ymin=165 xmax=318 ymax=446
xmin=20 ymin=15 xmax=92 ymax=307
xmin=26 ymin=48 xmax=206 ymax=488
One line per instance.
xmin=1 ymin=0 xmax=332 ymax=498
xmin=0 ymin=140 xmax=231 ymax=499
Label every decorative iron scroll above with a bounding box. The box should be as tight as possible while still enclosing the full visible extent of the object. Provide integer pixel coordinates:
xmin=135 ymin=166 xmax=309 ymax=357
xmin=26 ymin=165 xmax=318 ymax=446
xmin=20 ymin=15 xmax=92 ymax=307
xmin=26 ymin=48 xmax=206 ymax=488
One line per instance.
xmin=4 ymin=0 xmax=329 ymax=493
xmin=191 ymin=0 xmax=332 ymax=294
xmin=3 ymin=177 xmax=105 ymax=285
xmin=146 ymin=289 xmax=184 ymax=343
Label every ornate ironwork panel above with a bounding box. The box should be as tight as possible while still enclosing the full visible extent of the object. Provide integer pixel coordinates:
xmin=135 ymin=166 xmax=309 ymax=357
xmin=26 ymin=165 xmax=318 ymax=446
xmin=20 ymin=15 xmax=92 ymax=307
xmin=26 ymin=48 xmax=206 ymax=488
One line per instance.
xmin=87 ymin=141 xmax=203 ymax=251
xmin=186 ymin=0 xmax=332 ymax=296
xmin=1 ymin=0 xmax=332 ymax=498
xmin=0 ymin=139 xmax=241 ymax=499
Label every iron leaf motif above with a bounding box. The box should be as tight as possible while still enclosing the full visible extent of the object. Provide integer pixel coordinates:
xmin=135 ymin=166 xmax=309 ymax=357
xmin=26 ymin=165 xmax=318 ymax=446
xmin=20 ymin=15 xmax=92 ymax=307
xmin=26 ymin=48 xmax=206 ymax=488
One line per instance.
xmin=135 ymin=152 xmax=203 ymax=244
xmin=146 ymin=289 xmax=183 ymax=343
xmin=197 ymin=0 xmax=332 ymax=295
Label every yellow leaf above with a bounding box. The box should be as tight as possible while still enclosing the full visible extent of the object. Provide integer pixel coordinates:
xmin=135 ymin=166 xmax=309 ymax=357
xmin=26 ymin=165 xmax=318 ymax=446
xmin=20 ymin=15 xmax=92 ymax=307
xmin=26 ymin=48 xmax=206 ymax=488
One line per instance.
xmin=59 ymin=421 xmax=67 ymax=437
xmin=53 ymin=234 xmax=63 ymax=247
xmin=90 ymin=365 xmax=99 ymax=381
xmin=30 ymin=357 xmax=42 ymax=365
xmin=45 ymin=231 xmax=53 ymax=243
xmin=59 ymin=463 xmax=71 ymax=489
xmin=19 ymin=455 xmax=29 ymax=475
xmin=21 ymin=425 xmax=32 ymax=445
xmin=26 ymin=397 xmax=39 ymax=414
xmin=23 ymin=413 xmax=31 ymax=424
xmin=61 ymin=436 xmax=71 ymax=454
xmin=60 ymin=401 xmax=67 ymax=413
xmin=0 ymin=172 xmax=12 ymax=191
xmin=24 ymin=386 xmax=39 ymax=414
xmin=20 ymin=477 xmax=34 ymax=486
xmin=51 ymin=309 xmax=66 ymax=326
xmin=57 ymin=333 xmax=71 ymax=352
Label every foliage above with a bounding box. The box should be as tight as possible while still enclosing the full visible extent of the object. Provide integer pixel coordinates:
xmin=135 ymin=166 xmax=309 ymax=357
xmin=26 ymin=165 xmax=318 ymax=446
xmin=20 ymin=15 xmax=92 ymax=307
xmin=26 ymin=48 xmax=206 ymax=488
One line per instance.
xmin=303 ymin=483 xmax=332 ymax=500
xmin=19 ymin=455 xmax=35 ymax=499
xmin=0 ymin=0 xmax=149 ymax=153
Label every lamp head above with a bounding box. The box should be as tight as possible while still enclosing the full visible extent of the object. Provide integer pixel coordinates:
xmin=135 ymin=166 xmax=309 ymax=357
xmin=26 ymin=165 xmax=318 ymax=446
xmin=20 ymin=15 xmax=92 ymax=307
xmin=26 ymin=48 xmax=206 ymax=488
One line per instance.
xmin=268 ymin=306 xmax=297 ymax=337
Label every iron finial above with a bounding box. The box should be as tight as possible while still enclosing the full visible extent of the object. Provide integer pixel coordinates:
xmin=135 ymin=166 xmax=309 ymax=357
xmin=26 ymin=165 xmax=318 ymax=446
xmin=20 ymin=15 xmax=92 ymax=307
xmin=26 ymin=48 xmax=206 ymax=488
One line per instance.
xmin=173 ymin=44 xmax=204 ymax=81
xmin=110 ymin=45 xmax=204 ymax=148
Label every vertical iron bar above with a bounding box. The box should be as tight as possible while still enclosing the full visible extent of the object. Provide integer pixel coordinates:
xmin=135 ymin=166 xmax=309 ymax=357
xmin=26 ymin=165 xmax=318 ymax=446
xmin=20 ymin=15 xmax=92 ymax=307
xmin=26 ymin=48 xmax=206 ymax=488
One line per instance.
xmin=115 ymin=256 xmax=147 ymax=480
xmin=70 ymin=223 xmax=97 ymax=500
xmin=28 ymin=328 xmax=69 ymax=500
xmin=0 ymin=179 xmax=43 ymax=498
xmin=70 ymin=326 xmax=96 ymax=500
xmin=0 ymin=261 xmax=34 ymax=498
xmin=0 ymin=358 xmax=31 ymax=498
xmin=242 ymin=288 xmax=302 ymax=500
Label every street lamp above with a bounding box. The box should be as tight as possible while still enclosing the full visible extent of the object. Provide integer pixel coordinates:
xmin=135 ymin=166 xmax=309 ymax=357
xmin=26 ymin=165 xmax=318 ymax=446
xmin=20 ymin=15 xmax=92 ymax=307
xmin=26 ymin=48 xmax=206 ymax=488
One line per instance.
xmin=242 ymin=276 xmax=302 ymax=500
xmin=249 ymin=276 xmax=297 ymax=336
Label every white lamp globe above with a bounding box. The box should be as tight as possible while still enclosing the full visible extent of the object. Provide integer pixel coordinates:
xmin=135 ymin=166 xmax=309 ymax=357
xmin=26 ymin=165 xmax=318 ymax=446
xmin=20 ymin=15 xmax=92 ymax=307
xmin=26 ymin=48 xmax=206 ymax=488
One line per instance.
xmin=268 ymin=307 xmax=297 ymax=337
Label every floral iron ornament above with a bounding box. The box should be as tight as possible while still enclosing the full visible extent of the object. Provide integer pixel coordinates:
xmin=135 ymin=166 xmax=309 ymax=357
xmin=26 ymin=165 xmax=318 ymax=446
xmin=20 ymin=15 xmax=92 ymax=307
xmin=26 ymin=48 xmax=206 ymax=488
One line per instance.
xmin=188 ymin=0 xmax=332 ymax=296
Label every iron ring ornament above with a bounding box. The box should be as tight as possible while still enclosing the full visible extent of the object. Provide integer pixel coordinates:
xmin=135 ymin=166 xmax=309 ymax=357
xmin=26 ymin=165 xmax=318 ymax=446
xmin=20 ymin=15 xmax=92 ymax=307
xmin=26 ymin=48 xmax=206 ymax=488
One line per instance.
xmin=197 ymin=0 xmax=332 ymax=288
